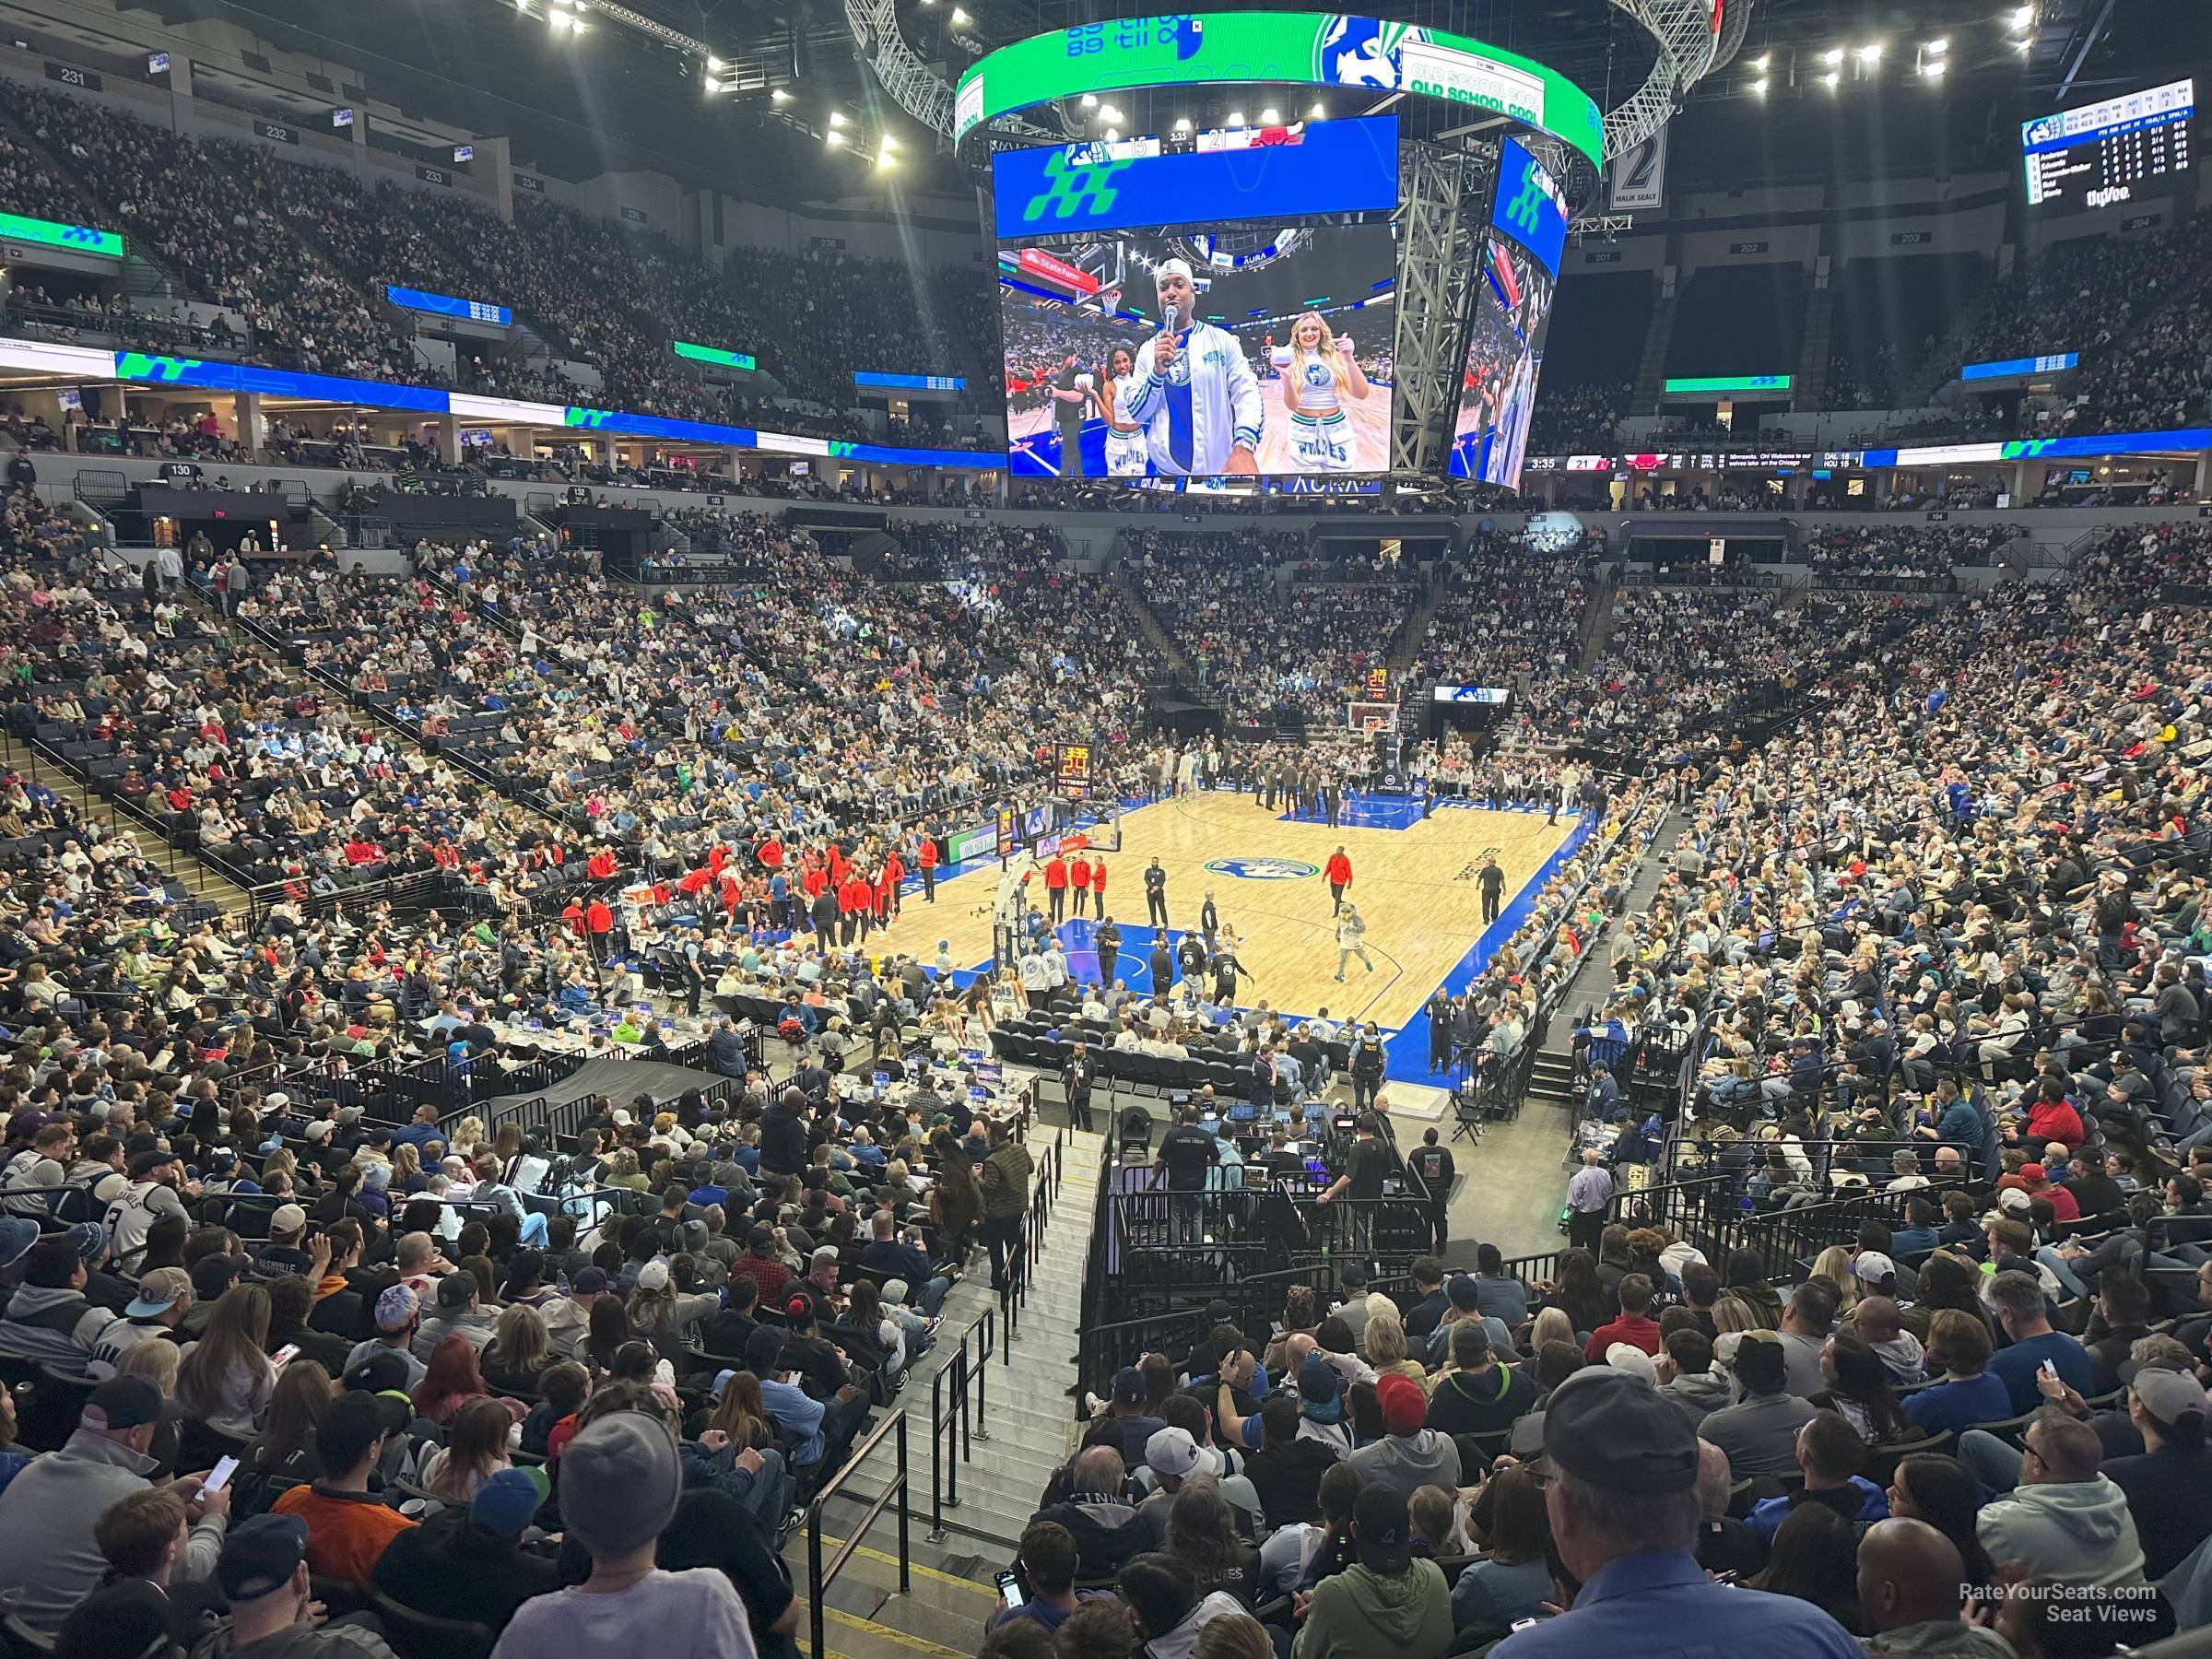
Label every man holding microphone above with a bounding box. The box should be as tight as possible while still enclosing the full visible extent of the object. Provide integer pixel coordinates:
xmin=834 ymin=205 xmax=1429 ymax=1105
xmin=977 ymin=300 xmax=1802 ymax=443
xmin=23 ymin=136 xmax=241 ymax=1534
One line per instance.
xmin=1122 ymin=258 xmax=1265 ymax=478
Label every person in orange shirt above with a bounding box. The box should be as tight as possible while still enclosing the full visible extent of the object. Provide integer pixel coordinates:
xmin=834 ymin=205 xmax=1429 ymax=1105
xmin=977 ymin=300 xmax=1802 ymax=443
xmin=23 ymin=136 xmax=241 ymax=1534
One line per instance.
xmin=269 ymin=1390 xmax=415 ymax=1588
xmin=1043 ymin=853 xmax=1069 ymax=924
xmin=1324 ymin=845 xmax=1354 ymax=916
xmin=1069 ymin=853 xmax=1092 ymax=917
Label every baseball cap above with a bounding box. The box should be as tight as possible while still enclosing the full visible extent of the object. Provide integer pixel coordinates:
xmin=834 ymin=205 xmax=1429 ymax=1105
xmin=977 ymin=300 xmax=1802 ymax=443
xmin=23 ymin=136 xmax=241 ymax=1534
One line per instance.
xmin=2019 ymin=1163 xmax=2047 ymax=1184
xmin=302 ymin=1120 xmax=335 ymax=1144
xmin=1112 ymin=1366 xmax=1147 ymax=1410
xmin=343 ymin=1350 xmax=413 ymax=1397
xmin=436 ymin=1272 xmax=477 ymax=1309
xmin=469 ymin=1465 xmax=551 ymax=1540
xmin=1605 ymin=1342 xmax=1659 ymax=1383
xmin=0 ymin=1216 xmax=35 ymax=1270
xmin=636 ymin=1259 xmax=671 ymax=1294
xmin=2132 ymin=1367 xmax=2209 ymax=1427
xmin=81 ymin=1374 xmax=182 ymax=1432
xmin=269 ymin=1203 xmax=307 ymax=1235
xmin=1997 ymin=1188 xmax=2031 ymax=1214
xmin=810 ymin=1245 xmax=839 ymax=1267
xmin=373 ymin=1283 xmax=420 ymax=1331
xmin=263 ymin=1092 xmax=290 ymax=1109
xmin=216 ymin=1514 xmax=310 ymax=1601
xmin=1852 ymin=1251 xmax=1896 ymax=1285
xmin=1542 ymin=1368 xmax=1699 ymax=1495
xmin=1377 ymin=1371 xmax=1427 ymax=1436
xmin=1146 ymin=1425 xmax=1220 ymax=1480
xmin=63 ymin=1222 xmax=106 ymax=1263
xmin=1351 ymin=1483 xmax=1412 ymax=1571
xmin=127 ymin=1150 xmax=176 ymax=1181
xmin=1297 ymin=1353 xmax=1342 ymax=1408
xmin=571 ymin=1266 xmax=609 ymax=1295
xmin=125 ymin=1266 xmax=193 ymax=1319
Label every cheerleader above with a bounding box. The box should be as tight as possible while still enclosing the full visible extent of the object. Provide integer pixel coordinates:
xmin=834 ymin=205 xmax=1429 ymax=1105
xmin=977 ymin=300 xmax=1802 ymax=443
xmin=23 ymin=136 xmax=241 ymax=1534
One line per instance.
xmin=1275 ymin=311 xmax=1371 ymax=474
xmin=1096 ymin=346 xmax=1150 ymax=477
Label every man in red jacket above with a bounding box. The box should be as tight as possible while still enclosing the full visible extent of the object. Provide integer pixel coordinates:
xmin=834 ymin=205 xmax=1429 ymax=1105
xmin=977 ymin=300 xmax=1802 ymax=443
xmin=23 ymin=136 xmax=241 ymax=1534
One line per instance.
xmin=917 ymin=834 xmax=939 ymax=903
xmin=877 ymin=851 xmax=904 ymax=924
xmin=1091 ymin=861 xmax=1108 ymax=913
xmin=1324 ymin=845 xmax=1353 ymax=916
xmin=1043 ymin=853 xmax=1069 ymax=924
xmin=1069 ymin=853 xmax=1092 ymax=917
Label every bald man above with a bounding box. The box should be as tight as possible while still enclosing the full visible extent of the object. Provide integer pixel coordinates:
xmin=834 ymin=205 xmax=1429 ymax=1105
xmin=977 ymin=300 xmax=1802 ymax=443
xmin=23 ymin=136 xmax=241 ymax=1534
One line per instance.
xmin=1857 ymin=1518 xmax=2009 ymax=1657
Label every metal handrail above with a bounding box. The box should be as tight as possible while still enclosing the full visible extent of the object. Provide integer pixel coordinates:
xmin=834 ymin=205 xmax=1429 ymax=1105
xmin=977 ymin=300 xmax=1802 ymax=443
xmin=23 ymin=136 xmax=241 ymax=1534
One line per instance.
xmin=926 ymin=1304 xmax=994 ymax=1543
xmin=806 ymin=1406 xmax=910 ymax=1659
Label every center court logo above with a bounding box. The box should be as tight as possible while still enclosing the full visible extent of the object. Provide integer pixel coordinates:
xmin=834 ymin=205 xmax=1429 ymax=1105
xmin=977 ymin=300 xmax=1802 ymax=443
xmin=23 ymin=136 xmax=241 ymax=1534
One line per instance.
xmin=1204 ymin=857 xmax=1320 ymax=881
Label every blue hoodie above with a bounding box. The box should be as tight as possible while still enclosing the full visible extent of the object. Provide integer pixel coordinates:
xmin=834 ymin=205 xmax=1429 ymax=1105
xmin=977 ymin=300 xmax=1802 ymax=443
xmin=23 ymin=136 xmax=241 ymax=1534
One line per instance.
xmin=1747 ymin=1476 xmax=1888 ymax=1543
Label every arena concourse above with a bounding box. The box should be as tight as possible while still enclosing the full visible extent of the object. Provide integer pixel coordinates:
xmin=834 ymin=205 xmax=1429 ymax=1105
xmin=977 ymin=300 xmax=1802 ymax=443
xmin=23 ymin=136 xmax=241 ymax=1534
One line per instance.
xmin=4 ymin=3 xmax=2212 ymax=1658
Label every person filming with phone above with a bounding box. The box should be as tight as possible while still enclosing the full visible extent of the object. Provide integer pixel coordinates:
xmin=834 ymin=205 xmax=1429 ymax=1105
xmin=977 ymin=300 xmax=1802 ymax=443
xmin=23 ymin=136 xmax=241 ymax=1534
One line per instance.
xmin=1123 ymin=259 xmax=1264 ymax=478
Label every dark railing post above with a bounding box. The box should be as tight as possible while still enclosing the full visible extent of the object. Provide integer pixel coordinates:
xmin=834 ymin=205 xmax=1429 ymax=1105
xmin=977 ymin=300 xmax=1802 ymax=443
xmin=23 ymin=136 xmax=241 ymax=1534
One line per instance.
xmin=807 ymin=1506 xmax=824 ymax=1659
xmin=973 ymin=1307 xmax=991 ymax=1441
xmin=896 ymin=1409 xmax=911 ymax=1594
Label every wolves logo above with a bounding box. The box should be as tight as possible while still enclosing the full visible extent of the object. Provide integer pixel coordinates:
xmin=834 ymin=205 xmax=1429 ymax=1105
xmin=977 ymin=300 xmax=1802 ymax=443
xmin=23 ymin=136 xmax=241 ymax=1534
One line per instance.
xmin=1312 ymin=17 xmax=1429 ymax=89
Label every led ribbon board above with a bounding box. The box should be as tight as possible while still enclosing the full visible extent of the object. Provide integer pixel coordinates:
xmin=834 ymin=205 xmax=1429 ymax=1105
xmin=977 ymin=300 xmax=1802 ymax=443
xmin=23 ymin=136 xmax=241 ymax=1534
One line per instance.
xmin=1663 ymin=374 xmax=1792 ymax=394
xmin=853 ymin=371 xmax=967 ymax=390
xmin=1961 ymin=353 xmax=2077 ymax=381
xmin=955 ymin=13 xmax=1602 ymax=171
xmin=674 ymin=341 xmax=758 ymax=371
xmin=990 ymin=115 xmax=1400 ymax=239
xmin=0 ymin=210 xmax=123 ymax=259
xmin=383 ymin=286 xmax=512 ymax=326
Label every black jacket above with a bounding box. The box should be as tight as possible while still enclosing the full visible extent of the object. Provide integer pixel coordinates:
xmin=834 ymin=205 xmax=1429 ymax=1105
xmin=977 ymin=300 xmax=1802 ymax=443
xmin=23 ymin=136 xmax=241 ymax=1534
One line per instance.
xmin=759 ymin=1104 xmax=808 ymax=1178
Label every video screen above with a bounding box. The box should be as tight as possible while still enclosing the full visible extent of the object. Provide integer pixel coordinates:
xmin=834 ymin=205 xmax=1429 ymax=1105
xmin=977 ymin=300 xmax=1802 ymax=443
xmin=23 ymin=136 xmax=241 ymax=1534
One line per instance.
xmin=992 ymin=119 xmax=1400 ymax=483
xmin=1002 ymin=224 xmax=1397 ymax=479
xmin=1449 ymin=136 xmax=1567 ymax=489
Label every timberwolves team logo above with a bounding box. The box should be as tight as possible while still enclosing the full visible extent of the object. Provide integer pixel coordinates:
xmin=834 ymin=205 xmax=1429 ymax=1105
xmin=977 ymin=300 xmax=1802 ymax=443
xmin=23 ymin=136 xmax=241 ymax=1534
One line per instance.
xmin=1022 ymin=147 xmax=1135 ymax=224
xmin=1205 ymin=857 xmax=1320 ymax=881
xmin=1312 ymin=18 xmax=1430 ymax=89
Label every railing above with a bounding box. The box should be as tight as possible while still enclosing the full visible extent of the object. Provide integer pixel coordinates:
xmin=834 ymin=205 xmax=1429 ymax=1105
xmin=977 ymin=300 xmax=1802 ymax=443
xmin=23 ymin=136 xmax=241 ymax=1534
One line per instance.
xmin=926 ymin=1305 xmax=994 ymax=1543
xmin=806 ymin=1406 xmax=910 ymax=1659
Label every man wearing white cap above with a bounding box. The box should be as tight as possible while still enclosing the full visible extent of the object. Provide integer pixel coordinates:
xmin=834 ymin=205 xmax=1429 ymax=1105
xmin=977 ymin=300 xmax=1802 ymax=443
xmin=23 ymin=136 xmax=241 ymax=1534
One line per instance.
xmin=1121 ymin=258 xmax=1264 ymax=477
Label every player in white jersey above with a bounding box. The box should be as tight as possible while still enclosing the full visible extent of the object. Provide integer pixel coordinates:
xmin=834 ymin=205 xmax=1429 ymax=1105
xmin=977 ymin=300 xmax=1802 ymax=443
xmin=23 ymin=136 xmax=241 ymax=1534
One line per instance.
xmin=1096 ymin=346 xmax=1150 ymax=477
xmin=1274 ymin=311 xmax=1372 ymax=474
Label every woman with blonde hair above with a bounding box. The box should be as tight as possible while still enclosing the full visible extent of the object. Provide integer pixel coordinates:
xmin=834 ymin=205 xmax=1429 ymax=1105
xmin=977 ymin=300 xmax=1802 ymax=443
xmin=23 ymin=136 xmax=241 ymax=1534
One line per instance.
xmin=1273 ymin=311 xmax=1371 ymax=475
xmin=418 ymin=1394 xmax=512 ymax=1504
xmin=178 ymin=1282 xmax=278 ymax=1441
xmin=1808 ymin=1245 xmax=1862 ymax=1314
xmin=480 ymin=1302 xmax=552 ymax=1396
xmin=1525 ymin=1306 xmax=1575 ymax=1353
xmin=1362 ymin=1306 xmax=1426 ymax=1385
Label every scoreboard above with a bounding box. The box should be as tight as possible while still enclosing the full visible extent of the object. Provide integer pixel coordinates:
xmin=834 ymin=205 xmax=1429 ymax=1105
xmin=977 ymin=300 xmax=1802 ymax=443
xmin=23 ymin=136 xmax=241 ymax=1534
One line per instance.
xmin=2023 ymin=77 xmax=2194 ymax=210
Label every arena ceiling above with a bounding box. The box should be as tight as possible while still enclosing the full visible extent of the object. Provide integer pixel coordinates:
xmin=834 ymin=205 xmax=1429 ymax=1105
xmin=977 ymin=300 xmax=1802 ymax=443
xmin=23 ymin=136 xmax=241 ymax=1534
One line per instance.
xmin=124 ymin=0 xmax=2199 ymax=205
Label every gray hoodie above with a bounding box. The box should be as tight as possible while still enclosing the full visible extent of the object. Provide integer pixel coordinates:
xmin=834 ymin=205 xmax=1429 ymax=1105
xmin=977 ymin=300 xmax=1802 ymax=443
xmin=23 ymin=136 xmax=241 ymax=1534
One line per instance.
xmin=1663 ymin=1369 xmax=1734 ymax=1428
xmin=1862 ymin=1621 xmax=2018 ymax=1659
xmin=1976 ymin=1476 xmax=2146 ymax=1588
xmin=189 ymin=1618 xmax=398 ymax=1658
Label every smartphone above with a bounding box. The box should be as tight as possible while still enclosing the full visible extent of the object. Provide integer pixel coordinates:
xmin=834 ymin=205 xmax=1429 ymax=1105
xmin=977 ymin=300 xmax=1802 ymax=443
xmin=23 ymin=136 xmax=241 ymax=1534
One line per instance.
xmin=271 ymin=1344 xmax=300 ymax=1368
xmin=204 ymin=1454 xmax=240 ymax=1495
xmin=994 ymin=1571 xmax=1025 ymax=1608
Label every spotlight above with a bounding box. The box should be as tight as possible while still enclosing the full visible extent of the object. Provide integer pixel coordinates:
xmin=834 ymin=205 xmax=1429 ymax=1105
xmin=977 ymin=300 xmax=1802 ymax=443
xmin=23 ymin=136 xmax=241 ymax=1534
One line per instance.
xmin=1821 ymin=47 xmax=1843 ymax=65
xmin=1105 ymin=127 xmax=1119 ymax=140
xmin=1310 ymin=101 xmax=1325 ymax=119
xmin=1260 ymin=106 xmax=1280 ymax=124
xmin=1099 ymin=104 xmax=1124 ymax=123
xmin=1751 ymin=53 xmax=1770 ymax=71
xmin=829 ymin=110 xmax=845 ymax=125
xmin=1173 ymin=116 xmax=1191 ymax=132
xmin=949 ymin=6 xmax=969 ymax=23
xmin=1855 ymin=41 xmax=1881 ymax=61
xmin=707 ymin=54 xmax=723 ymax=70
xmin=876 ymin=149 xmax=895 ymax=170
xmin=1925 ymin=37 xmax=1949 ymax=53
xmin=771 ymin=88 xmax=791 ymax=102
xmin=1822 ymin=69 xmax=1841 ymax=87
xmin=1751 ymin=76 xmax=1768 ymax=94
xmin=2015 ymin=35 xmax=2032 ymax=51
xmin=2012 ymin=6 xmax=2033 ymax=28
xmin=1923 ymin=59 xmax=1947 ymax=77
xmin=1080 ymin=93 xmax=1098 ymax=108
xmin=1227 ymin=110 xmax=1245 ymax=125
xmin=826 ymin=128 xmax=844 ymax=146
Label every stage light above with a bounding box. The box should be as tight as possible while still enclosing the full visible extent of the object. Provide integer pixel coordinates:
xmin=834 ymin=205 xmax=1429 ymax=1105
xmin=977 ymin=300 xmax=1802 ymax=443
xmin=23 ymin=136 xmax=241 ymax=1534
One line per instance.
xmin=1099 ymin=104 xmax=1124 ymax=124
xmin=826 ymin=128 xmax=844 ymax=145
xmin=771 ymin=88 xmax=791 ymax=102
xmin=876 ymin=149 xmax=895 ymax=170
xmin=879 ymin=133 xmax=898 ymax=148
xmin=1310 ymin=101 xmax=1325 ymax=119
xmin=1751 ymin=76 xmax=1768 ymax=94
xmin=1925 ymin=37 xmax=1949 ymax=53
xmin=1260 ymin=106 xmax=1280 ymax=124
xmin=1104 ymin=128 xmax=1119 ymax=141
xmin=949 ymin=6 xmax=970 ymax=23
xmin=1923 ymin=59 xmax=1947 ymax=77
xmin=1173 ymin=116 xmax=1192 ymax=132
xmin=1751 ymin=53 xmax=1770 ymax=71
xmin=707 ymin=54 xmax=723 ymax=70
xmin=2012 ymin=6 xmax=2033 ymax=28
xmin=1822 ymin=69 xmax=1841 ymax=87
xmin=829 ymin=110 xmax=845 ymax=125
xmin=1227 ymin=110 xmax=1245 ymax=125
xmin=1080 ymin=93 xmax=1097 ymax=108
xmin=2016 ymin=35 xmax=2032 ymax=51
xmin=1856 ymin=42 xmax=1882 ymax=62
xmin=1821 ymin=47 xmax=1844 ymax=65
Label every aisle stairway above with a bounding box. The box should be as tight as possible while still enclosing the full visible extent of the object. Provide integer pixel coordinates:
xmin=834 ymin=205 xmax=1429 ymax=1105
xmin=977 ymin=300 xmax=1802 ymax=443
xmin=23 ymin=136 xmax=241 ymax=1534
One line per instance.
xmin=787 ymin=1124 xmax=1104 ymax=1659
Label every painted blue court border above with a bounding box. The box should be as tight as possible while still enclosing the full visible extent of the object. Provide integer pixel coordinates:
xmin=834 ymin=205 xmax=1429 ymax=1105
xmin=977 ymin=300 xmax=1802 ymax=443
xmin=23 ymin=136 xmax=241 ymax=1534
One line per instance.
xmin=924 ymin=790 xmax=1593 ymax=1087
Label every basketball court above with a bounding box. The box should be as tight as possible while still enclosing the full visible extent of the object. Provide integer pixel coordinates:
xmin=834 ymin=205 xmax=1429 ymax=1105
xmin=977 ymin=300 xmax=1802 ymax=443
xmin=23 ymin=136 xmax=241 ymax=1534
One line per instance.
xmin=869 ymin=788 xmax=1589 ymax=1083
